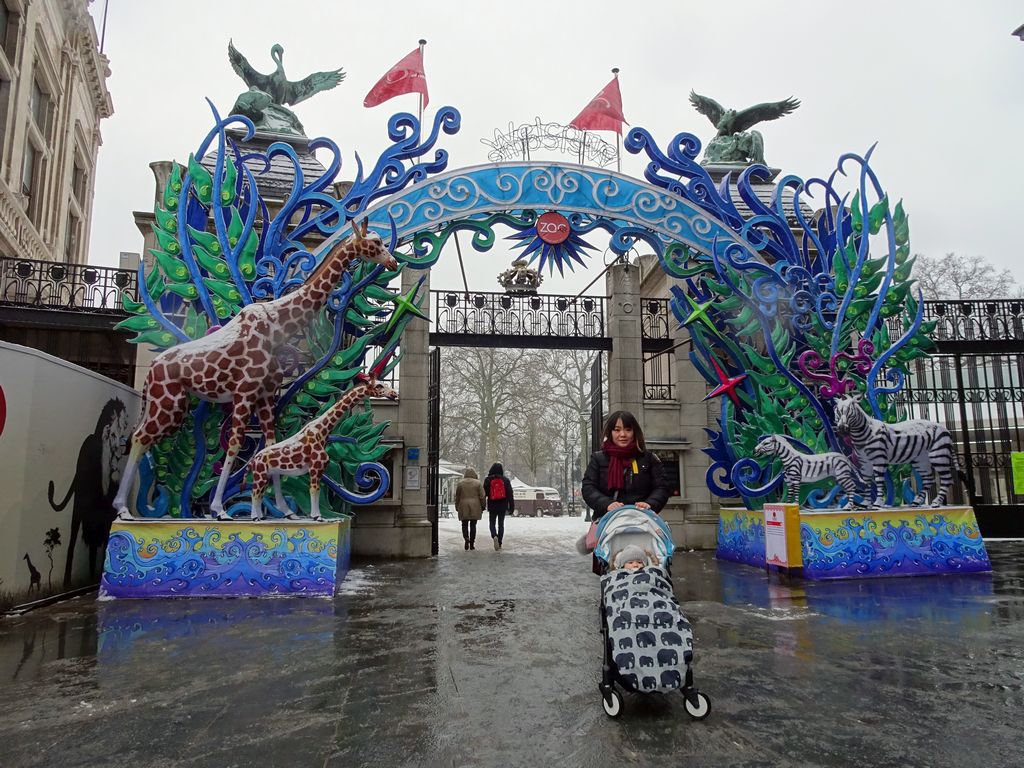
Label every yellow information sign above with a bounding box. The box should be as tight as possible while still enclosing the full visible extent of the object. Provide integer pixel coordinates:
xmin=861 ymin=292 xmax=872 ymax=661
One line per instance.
xmin=1012 ymin=452 xmax=1024 ymax=495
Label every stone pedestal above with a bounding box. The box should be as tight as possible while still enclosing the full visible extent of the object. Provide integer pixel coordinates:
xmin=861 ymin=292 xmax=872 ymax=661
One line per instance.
xmin=99 ymin=518 xmax=351 ymax=598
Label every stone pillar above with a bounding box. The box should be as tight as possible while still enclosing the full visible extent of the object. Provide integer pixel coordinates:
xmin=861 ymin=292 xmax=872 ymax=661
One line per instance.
xmin=392 ymin=266 xmax=432 ymax=556
xmin=673 ymin=317 xmax=718 ymax=548
xmin=352 ymin=267 xmax=433 ymax=557
xmin=606 ymin=261 xmax=643 ymax=415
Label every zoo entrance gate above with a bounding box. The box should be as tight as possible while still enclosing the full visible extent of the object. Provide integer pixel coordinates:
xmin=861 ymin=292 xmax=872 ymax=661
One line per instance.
xmin=423 ymin=289 xmax=675 ymax=555
xmin=2 ymin=258 xmax=1021 ymax=537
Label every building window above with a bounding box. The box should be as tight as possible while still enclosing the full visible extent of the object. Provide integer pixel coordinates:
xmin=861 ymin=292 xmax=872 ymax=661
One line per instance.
xmin=30 ymin=79 xmax=50 ymax=138
xmin=22 ymin=139 xmax=41 ymax=225
xmin=0 ymin=7 xmax=7 ymax=55
xmin=65 ymin=212 xmax=80 ymax=262
xmin=21 ymin=140 xmax=36 ymax=196
xmin=0 ymin=77 xmax=8 ymax=155
xmin=72 ymin=161 xmax=86 ymax=203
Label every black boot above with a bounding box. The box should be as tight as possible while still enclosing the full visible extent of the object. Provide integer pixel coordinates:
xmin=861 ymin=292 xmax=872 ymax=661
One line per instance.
xmin=464 ymin=539 xmax=469 ymax=550
xmin=469 ymin=540 xmax=475 ymax=550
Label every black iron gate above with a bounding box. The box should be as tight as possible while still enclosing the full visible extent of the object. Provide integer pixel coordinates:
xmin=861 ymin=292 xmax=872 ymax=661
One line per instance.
xmin=892 ymin=299 xmax=1024 ymax=537
xmin=427 ymin=346 xmax=441 ymax=556
xmin=898 ymin=351 xmax=1024 ymax=536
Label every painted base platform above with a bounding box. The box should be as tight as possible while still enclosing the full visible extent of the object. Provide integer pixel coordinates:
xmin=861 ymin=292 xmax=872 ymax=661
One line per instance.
xmin=717 ymin=506 xmax=991 ymax=579
xmin=99 ymin=518 xmax=351 ymax=599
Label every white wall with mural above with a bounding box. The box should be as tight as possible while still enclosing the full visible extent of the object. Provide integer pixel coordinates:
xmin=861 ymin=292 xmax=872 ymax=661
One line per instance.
xmin=0 ymin=342 xmax=140 ymax=600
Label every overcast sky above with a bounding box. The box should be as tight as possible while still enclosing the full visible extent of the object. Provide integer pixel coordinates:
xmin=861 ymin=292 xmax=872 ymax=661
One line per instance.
xmin=86 ymin=1 xmax=1024 ymax=297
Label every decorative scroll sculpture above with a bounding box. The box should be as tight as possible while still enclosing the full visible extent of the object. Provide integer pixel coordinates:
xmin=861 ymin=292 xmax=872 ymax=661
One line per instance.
xmin=113 ymin=222 xmax=398 ymax=520
xmin=688 ymin=91 xmax=800 ymax=165
xmin=611 ymin=125 xmax=938 ymax=509
xmin=752 ymin=435 xmax=862 ymax=509
xmin=227 ymin=41 xmax=345 ymax=136
xmin=113 ymin=104 xmax=457 ymax=520
xmin=833 ymin=394 xmax=958 ymax=508
xmin=248 ymin=372 xmax=399 ymax=521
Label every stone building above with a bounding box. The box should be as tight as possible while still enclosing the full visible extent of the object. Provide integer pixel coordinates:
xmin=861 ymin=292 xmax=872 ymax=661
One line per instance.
xmin=0 ymin=0 xmax=111 ymax=264
xmin=0 ymin=1 xmax=126 ymax=380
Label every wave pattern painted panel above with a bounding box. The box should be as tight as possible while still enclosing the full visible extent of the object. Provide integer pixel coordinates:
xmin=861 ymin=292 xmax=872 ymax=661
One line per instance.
xmin=800 ymin=507 xmax=990 ymax=579
xmin=99 ymin=519 xmax=351 ymax=598
xmin=715 ymin=508 xmax=766 ymax=568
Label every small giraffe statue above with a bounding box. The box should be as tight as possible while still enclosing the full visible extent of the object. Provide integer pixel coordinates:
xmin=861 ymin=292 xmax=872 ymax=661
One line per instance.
xmin=113 ymin=220 xmax=398 ymax=520
xmin=246 ymin=373 xmax=398 ymax=521
xmin=23 ymin=554 xmax=41 ymax=593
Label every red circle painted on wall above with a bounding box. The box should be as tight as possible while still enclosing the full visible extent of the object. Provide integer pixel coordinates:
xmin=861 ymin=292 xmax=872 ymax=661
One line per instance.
xmin=0 ymin=385 xmax=6 ymax=438
xmin=536 ymin=211 xmax=570 ymax=245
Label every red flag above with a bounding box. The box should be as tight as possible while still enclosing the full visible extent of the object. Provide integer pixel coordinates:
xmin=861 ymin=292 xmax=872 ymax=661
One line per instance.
xmin=363 ymin=46 xmax=429 ymax=108
xmin=570 ymin=75 xmax=627 ymax=134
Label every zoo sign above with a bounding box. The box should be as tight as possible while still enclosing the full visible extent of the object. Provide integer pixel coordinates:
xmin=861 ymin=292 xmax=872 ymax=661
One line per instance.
xmin=536 ymin=212 xmax=570 ymax=245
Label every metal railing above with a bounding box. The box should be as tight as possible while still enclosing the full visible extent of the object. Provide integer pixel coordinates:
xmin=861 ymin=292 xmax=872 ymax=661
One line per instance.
xmin=643 ymin=350 xmax=676 ymax=400
xmin=911 ymin=299 xmax=1024 ymax=343
xmin=0 ymin=256 xmax=136 ymax=313
xmin=641 ymin=298 xmax=671 ymax=340
xmin=432 ymin=290 xmax=605 ymax=339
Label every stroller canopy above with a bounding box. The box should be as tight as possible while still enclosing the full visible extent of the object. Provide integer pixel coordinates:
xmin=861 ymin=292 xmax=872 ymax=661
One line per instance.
xmin=595 ymin=506 xmax=675 ymax=566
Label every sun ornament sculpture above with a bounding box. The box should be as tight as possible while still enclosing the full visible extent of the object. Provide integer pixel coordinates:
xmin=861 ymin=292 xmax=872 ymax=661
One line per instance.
xmin=506 ymin=211 xmax=596 ymax=275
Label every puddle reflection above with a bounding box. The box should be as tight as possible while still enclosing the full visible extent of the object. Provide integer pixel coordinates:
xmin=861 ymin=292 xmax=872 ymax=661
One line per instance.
xmin=97 ymin=597 xmax=336 ymax=658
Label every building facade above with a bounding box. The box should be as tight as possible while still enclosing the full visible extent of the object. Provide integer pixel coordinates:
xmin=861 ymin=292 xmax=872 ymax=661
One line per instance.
xmin=0 ymin=0 xmax=111 ymax=265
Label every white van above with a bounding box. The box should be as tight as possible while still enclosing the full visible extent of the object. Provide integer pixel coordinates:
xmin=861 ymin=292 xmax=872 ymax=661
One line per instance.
xmin=510 ymin=486 xmax=563 ymax=517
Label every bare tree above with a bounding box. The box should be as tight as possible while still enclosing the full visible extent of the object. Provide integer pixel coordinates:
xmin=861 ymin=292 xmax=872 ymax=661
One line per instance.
xmin=439 ymin=347 xmax=536 ymax=472
xmin=915 ymin=253 xmax=1021 ymax=300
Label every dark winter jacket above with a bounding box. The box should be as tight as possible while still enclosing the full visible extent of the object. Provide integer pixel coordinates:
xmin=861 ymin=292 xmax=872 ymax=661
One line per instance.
xmin=484 ymin=463 xmax=515 ymax=515
xmin=581 ymin=450 xmax=669 ymax=520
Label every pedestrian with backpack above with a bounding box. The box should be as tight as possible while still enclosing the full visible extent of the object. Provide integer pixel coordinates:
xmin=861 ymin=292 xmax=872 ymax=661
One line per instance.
xmin=484 ymin=463 xmax=515 ymax=550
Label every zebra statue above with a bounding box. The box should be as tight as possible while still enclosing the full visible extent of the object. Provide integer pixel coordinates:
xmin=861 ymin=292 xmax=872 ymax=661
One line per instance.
xmin=832 ymin=395 xmax=958 ymax=508
xmin=753 ymin=434 xmax=863 ymax=509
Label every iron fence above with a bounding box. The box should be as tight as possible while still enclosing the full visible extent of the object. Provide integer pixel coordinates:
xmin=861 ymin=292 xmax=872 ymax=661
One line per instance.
xmin=0 ymin=256 xmax=136 ymax=313
xmin=432 ymin=290 xmax=605 ymax=339
xmin=892 ymin=352 xmax=1024 ymax=533
xmin=641 ymin=298 xmax=671 ymax=340
xmin=643 ymin=351 xmax=676 ymax=401
xmin=920 ymin=299 xmax=1024 ymax=343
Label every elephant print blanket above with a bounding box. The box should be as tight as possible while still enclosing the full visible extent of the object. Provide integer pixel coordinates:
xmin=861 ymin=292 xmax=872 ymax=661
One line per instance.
xmin=601 ymin=565 xmax=694 ymax=694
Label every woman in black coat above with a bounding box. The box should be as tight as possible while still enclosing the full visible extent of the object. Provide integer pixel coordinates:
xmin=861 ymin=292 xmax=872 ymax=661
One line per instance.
xmin=582 ymin=410 xmax=669 ymax=522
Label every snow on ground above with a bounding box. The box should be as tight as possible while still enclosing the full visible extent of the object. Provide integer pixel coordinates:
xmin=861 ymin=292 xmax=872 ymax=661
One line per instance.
xmin=437 ymin=513 xmax=592 ymax=556
xmin=336 ymin=565 xmax=380 ymax=595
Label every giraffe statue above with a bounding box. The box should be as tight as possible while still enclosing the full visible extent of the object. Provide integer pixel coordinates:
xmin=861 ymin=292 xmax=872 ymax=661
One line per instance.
xmin=246 ymin=373 xmax=398 ymax=521
xmin=112 ymin=220 xmax=398 ymax=520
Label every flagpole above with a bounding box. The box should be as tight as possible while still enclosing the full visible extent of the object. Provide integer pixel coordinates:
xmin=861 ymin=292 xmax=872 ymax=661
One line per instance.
xmin=612 ymin=67 xmax=621 ymax=174
xmin=417 ymin=39 xmax=426 ymax=128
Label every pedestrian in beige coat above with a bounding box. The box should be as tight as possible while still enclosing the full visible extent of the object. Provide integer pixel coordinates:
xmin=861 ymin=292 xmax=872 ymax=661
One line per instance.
xmin=455 ymin=467 xmax=485 ymax=550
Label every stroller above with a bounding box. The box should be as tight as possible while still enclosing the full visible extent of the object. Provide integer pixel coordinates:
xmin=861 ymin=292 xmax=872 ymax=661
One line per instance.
xmin=594 ymin=506 xmax=711 ymax=720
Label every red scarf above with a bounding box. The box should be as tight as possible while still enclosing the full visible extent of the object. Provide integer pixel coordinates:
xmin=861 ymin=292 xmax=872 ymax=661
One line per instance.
xmin=602 ymin=439 xmax=640 ymax=491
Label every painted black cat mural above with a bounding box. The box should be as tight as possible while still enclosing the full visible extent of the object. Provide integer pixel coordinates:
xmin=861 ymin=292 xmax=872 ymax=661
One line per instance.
xmin=47 ymin=398 xmax=129 ymax=586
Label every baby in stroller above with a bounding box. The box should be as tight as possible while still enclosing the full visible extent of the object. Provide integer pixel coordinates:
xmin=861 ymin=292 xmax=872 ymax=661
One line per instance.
xmin=592 ymin=506 xmax=711 ymax=719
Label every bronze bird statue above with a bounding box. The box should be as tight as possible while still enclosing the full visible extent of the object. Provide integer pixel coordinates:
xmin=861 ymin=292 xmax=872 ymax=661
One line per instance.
xmin=688 ymin=91 xmax=800 ymax=165
xmin=227 ymin=41 xmax=345 ymax=136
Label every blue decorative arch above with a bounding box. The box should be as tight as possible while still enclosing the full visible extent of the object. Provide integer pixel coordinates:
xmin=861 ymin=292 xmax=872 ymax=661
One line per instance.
xmin=322 ymin=161 xmax=751 ymax=271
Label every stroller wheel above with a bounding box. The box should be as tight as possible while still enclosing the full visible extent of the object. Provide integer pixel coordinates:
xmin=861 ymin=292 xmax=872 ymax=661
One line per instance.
xmin=683 ymin=690 xmax=711 ymax=720
xmin=601 ymin=688 xmax=623 ymax=718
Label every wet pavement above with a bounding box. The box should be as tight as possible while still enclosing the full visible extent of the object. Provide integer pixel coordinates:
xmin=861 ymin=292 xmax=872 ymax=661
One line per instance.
xmin=1 ymin=516 xmax=1023 ymax=768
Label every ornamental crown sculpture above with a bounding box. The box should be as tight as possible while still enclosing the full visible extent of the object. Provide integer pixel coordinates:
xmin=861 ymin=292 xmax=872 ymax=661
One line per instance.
xmin=498 ymin=258 xmax=543 ymax=294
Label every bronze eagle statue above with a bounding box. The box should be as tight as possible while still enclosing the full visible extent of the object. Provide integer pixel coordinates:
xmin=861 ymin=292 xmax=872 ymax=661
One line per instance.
xmin=688 ymin=91 xmax=800 ymax=165
xmin=227 ymin=41 xmax=345 ymax=136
